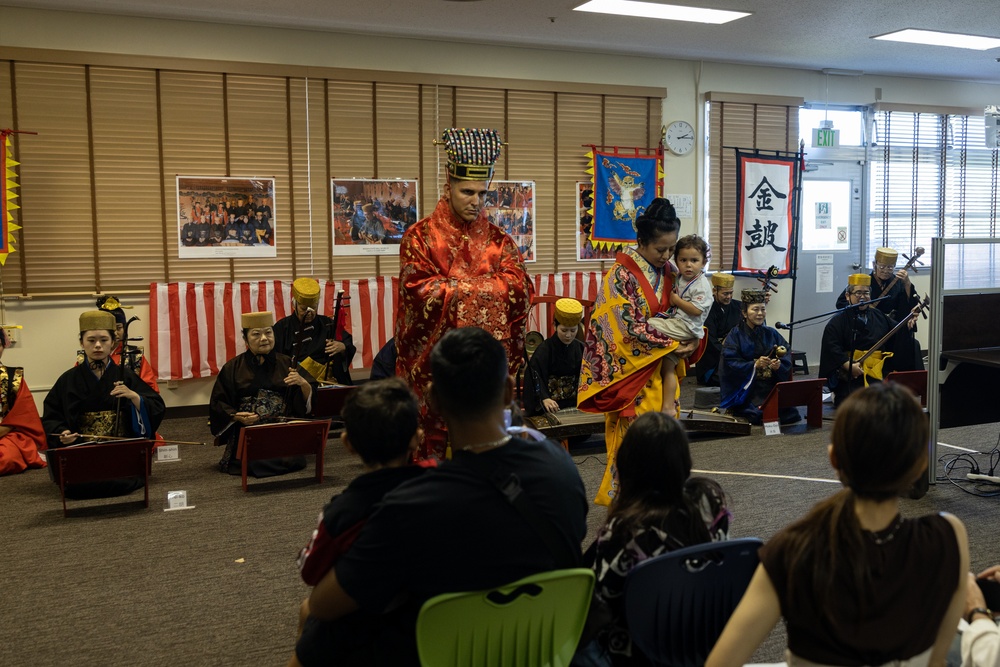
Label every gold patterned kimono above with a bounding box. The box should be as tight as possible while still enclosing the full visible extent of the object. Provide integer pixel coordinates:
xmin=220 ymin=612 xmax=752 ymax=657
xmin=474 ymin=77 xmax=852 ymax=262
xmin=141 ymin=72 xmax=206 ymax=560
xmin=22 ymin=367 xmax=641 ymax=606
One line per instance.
xmin=578 ymin=248 xmax=685 ymax=505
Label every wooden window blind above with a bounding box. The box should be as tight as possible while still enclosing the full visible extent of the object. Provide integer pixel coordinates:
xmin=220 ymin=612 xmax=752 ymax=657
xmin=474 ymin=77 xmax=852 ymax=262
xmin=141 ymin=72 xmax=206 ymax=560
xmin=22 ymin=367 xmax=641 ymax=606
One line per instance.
xmin=0 ymin=52 xmax=663 ymax=295
xmin=707 ymin=93 xmax=801 ymax=272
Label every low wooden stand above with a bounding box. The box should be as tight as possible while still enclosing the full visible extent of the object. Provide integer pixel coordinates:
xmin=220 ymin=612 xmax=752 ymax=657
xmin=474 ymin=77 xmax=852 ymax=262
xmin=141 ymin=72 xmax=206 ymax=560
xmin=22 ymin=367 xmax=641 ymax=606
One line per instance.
xmin=760 ymin=378 xmax=826 ymax=430
xmin=236 ymin=420 xmax=331 ymax=491
xmin=50 ymin=439 xmax=155 ymax=517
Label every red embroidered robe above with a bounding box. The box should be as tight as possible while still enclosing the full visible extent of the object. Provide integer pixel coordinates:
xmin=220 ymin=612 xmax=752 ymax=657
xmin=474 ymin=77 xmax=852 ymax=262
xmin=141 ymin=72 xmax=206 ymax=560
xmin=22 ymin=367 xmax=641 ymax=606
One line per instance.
xmin=395 ymin=197 xmax=533 ymax=459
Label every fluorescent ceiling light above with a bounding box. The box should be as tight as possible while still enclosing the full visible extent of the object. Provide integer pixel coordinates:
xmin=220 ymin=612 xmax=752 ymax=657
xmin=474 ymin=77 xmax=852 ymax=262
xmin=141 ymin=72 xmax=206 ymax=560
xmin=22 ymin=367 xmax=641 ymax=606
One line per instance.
xmin=872 ymin=29 xmax=1000 ymax=51
xmin=573 ymin=0 xmax=750 ymax=25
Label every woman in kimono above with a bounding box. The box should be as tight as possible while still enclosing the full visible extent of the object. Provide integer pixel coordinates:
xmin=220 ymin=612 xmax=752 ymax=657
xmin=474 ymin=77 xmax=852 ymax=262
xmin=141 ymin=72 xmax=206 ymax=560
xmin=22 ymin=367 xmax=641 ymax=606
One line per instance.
xmin=578 ymin=198 xmax=699 ymax=506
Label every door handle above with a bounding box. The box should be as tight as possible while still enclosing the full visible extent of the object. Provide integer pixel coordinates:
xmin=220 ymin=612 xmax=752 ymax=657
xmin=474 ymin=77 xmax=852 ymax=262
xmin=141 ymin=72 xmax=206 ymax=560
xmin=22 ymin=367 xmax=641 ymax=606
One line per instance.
xmin=852 ymin=262 xmax=861 ymax=270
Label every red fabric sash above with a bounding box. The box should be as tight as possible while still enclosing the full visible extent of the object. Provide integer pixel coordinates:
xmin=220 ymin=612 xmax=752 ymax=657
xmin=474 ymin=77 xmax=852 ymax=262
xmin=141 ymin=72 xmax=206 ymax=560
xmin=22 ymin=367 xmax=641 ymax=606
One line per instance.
xmin=580 ymin=252 xmax=675 ymax=415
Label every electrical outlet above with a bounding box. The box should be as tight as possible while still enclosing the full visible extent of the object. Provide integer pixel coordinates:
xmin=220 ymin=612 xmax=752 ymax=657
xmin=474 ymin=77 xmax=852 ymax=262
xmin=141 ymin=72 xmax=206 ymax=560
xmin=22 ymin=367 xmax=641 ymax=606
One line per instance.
xmin=2 ymin=325 xmax=19 ymax=346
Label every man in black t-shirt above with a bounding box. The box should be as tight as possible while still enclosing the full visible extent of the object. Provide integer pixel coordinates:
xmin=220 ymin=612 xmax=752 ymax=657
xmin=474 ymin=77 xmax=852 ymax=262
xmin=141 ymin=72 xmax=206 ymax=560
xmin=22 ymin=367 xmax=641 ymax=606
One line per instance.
xmin=293 ymin=327 xmax=588 ymax=667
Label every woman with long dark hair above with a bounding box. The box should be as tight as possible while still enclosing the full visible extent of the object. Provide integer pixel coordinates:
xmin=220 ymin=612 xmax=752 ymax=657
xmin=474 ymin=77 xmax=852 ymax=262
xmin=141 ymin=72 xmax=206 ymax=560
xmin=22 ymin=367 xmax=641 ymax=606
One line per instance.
xmin=707 ymin=383 xmax=968 ymax=667
xmin=584 ymin=411 xmax=729 ymax=666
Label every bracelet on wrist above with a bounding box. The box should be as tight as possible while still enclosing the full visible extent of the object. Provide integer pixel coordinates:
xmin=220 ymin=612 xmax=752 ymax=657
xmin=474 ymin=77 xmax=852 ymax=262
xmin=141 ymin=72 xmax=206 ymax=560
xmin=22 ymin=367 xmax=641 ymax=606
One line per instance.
xmin=967 ymin=607 xmax=993 ymax=623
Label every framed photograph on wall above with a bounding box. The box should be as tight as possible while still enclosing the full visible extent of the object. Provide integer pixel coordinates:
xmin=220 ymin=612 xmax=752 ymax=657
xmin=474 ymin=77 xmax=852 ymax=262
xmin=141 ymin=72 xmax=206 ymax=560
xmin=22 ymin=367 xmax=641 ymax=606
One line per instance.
xmin=576 ymin=181 xmax=617 ymax=261
xmin=177 ymin=176 xmax=276 ymax=259
xmin=331 ymin=178 xmax=419 ymax=256
xmin=484 ymin=180 xmax=536 ymax=262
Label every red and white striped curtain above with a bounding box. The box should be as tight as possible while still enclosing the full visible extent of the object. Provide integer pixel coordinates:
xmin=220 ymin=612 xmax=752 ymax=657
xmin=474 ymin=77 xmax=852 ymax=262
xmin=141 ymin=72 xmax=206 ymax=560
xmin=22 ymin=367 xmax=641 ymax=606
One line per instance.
xmin=149 ymin=271 xmax=603 ymax=381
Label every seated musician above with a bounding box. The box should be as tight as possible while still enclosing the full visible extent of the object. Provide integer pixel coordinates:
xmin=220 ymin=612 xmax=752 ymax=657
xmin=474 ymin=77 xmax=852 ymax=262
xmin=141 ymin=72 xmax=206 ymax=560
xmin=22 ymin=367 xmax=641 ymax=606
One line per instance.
xmin=820 ymin=274 xmax=893 ymax=407
xmin=523 ymin=298 xmax=584 ymax=417
xmin=75 ymin=295 xmax=159 ymax=392
xmin=835 ymin=246 xmax=922 ymax=372
xmin=719 ymin=289 xmax=800 ymax=425
xmin=0 ymin=327 xmax=48 ymax=476
xmin=697 ymin=272 xmax=742 ymax=386
xmin=272 ymin=278 xmax=356 ymax=386
xmin=41 ymin=310 xmax=165 ymax=499
xmin=209 ymin=311 xmax=315 ymax=477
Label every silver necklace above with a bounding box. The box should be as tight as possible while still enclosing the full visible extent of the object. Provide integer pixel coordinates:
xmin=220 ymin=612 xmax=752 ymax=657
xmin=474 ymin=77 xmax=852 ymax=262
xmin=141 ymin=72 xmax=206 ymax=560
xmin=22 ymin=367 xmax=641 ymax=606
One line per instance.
xmin=866 ymin=514 xmax=904 ymax=546
xmin=462 ymin=434 xmax=512 ymax=451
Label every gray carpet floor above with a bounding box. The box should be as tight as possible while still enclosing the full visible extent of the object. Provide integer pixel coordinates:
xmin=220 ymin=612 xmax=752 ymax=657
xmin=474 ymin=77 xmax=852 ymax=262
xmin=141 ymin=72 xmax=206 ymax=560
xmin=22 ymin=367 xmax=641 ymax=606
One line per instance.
xmin=3 ymin=376 xmax=999 ymax=666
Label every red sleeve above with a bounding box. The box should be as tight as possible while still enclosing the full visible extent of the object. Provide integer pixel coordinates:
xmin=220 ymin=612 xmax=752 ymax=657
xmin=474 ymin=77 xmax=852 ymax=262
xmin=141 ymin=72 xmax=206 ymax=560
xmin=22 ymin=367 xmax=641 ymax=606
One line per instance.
xmin=297 ymin=513 xmax=367 ymax=586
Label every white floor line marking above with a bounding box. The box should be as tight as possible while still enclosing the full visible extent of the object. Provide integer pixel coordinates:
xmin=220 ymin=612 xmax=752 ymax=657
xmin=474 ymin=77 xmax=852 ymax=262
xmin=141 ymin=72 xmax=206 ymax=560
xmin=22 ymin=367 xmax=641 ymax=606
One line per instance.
xmin=938 ymin=442 xmax=980 ymax=453
xmin=693 ymin=469 xmax=840 ymax=484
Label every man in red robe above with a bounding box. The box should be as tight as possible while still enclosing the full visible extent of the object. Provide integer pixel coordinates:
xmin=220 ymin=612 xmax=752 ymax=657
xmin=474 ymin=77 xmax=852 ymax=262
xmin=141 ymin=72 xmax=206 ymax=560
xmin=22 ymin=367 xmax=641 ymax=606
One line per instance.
xmin=0 ymin=328 xmax=48 ymax=476
xmin=395 ymin=128 xmax=533 ymax=459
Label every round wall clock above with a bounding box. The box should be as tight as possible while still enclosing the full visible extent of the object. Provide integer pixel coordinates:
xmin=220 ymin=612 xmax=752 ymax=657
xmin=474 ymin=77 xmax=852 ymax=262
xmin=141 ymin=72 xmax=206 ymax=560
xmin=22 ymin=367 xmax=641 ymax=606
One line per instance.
xmin=664 ymin=120 xmax=695 ymax=156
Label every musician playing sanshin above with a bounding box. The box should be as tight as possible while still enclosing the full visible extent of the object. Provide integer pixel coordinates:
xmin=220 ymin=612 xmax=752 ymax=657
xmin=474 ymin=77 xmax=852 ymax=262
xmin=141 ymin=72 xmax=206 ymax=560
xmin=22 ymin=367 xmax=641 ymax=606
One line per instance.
xmin=76 ymin=295 xmax=160 ymax=392
xmin=523 ymin=298 xmax=584 ymax=417
xmin=835 ymin=246 xmax=923 ymax=373
xmin=820 ymin=274 xmax=893 ymax=407
xmin=719 ymin=289 xmax=800 ymax=425
xmin=578 ymin=198 xmax=699 ymax=506
xmin=0 ymin=327 xmax=48 ymax=476
xmin=272 ymin=278 xmax=356 ymax=386
xmin=395 ymin=128 xmax=533 ymax=459
xmin=42 ymin=310 xmax=164 ymax=498
xmin=210 ymin=311 xmax=314 ymax=477
xmin=697 ymin=272 xmax=742 ymax=386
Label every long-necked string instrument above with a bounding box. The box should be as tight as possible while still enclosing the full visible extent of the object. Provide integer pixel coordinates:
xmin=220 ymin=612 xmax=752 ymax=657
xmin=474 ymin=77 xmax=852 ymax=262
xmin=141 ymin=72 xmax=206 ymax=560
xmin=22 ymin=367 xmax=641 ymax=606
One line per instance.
xmin=324 ymin=290 xmax=348 ymax=383
xmin=51 ymin=433 xmax=208 ymax=446
xmin=113 ymin=315 xmax=141 ymax=437
xmin=877 ymin=247 xmax=925 ymax=301
xmin=756 ymin=265 xmax=780 ymax=296
xmin=841 ymin=295 xmax=930 ymax=382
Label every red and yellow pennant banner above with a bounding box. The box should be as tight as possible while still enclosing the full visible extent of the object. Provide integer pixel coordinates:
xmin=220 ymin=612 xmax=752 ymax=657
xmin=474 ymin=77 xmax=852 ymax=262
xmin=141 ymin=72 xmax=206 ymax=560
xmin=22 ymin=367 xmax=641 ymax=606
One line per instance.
xmin=0 ymin=131 xmax=21 ymax=266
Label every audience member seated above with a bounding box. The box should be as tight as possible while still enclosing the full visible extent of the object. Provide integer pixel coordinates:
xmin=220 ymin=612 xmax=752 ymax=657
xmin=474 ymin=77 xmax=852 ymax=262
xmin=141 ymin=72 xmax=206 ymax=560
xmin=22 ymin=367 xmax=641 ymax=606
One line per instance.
xmin=0 ymin=327 xmax=48 ymax=476
xmin=272 ymin=278 xmax=356 ymax=385
xmin=576 ymin=411 xmax=729 ymax=666
xmin=707 ymin=383 xmax=968 ymax=667
xmin=294 ymin=377 xmax=430 ymax=666
xmin=292 ymin=326 xmax=588 ymax=666
xmin=719 ymin=289 xmax=800 ymax=425
xmin=523 ymin=297 xmax=584 ymax=416
xmin=697 ymin=272 xmax=741 ymax=386
xmin=41 ymin=310 xmax=164 ymax=499
xmin=946 ymin=566 xmax=1000 ymax=667
xmin=369 ymin=337 xmax=397 ymax=381
xmin=209 ymin=311 xmax=314 ymax=477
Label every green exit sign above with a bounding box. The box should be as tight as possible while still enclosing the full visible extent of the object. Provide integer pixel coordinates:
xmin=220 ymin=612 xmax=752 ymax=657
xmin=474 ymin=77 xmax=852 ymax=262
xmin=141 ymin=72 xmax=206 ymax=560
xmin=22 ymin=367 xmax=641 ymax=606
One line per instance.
xmin=812 ymin=128 xmax=840 ymax=148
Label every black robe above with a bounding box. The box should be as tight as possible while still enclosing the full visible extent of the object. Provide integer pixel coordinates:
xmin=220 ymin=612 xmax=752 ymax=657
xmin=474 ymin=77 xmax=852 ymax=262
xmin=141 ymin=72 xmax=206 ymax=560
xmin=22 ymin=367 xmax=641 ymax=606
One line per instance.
xmin=272 ymin=313 xmax=356 ymax=385
xmin=836 ymin=272 xmax=922 ymax=373
xmin=697 ymin=300 xmax=743 ymax=386
xmin=209 ymin=350 xmax=313 ymax=477
xmin=41 ymin=361 xmax=165 ymax=499
xmin=820 ymin=307 xmax=893 ymax=406
xmin=523 ymin=335 xmax=583 ymax=416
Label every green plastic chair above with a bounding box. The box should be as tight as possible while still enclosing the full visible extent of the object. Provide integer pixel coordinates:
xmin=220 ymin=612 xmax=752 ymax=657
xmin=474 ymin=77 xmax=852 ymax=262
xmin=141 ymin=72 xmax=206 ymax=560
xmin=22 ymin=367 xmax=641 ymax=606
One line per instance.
xmin=415 ymin=568 xmax=595 ymax=667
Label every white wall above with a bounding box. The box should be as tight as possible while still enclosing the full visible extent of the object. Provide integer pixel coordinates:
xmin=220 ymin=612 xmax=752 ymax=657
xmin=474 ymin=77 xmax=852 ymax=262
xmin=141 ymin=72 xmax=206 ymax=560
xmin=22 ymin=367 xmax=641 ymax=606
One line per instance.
xmin=1 ymin=8 xmax=983 ymax=409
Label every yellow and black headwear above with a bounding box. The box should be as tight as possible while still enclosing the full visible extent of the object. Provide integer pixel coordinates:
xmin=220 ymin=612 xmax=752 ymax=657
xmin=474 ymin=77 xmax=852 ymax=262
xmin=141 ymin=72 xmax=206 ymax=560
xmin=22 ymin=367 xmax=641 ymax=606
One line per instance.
xmin=439 ymin=128 xmax=504 ymax=181
xmin=874 ymin=247 xmax=898 ymax=267
xmin=292 ymin=278 xmax=320 ymax=309
xmin=848 ymin=273 xmax=871 ymax=288
xmin=741 ymin=289 xmax=767 ymax=306
xmin=97 ymin=295 xmax=131 ymax=327
xmin=554 ymin=298 xmax=584 ymax=328
xmin=80 ymin=310 xmax=116 ymax=332
xmin=241 ymin=311 xmax=274 ymax=329
xmin=711 ymin=273 xmax=735 ymax=289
